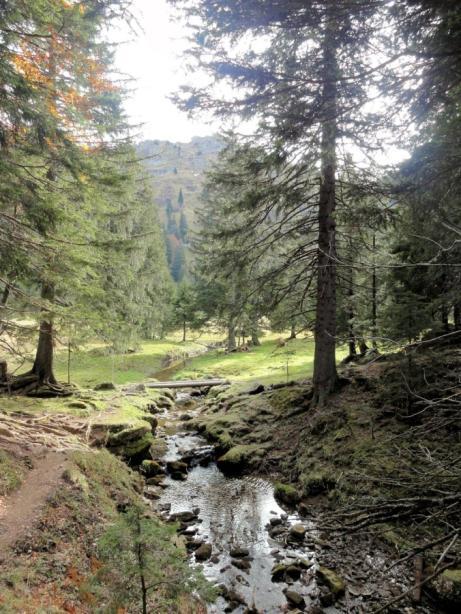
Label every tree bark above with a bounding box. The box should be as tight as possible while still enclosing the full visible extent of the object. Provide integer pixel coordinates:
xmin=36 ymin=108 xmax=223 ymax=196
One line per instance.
xmin=371 ymin=233 xmax=378 ymax=348
xmin=454 ymin=302 xmax=461 ymax=330
xmin=31 ymin=282 xmax=57 ymax=385
xmin=313 ymin=12 xmax=338 ymax=406
xmin=227 ymin=320 xmax=236 ymax=352
xmin=182 ymin=319 xmax=186 ymax=342
xmin=289 ymin=320 xmax=297 ymax=340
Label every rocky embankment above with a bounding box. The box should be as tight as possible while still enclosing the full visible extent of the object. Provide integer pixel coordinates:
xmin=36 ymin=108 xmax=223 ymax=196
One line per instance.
xmin=162 ymin=349 xmax=461 ymax=613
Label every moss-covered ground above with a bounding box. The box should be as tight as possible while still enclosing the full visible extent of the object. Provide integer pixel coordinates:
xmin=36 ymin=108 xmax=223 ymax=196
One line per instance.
xmin=0 ymin=449 xmax=209 ymax=613
xmin=191 ymin=346 xmax=461 ymax=570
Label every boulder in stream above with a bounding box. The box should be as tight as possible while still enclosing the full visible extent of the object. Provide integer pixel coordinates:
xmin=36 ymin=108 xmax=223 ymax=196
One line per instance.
xmin=229 ymin=546 xmax=250 ymax=558
xmin=195 ymin=542 xmax=212 ymax=561
xmin=289 ymin=524 xmax=307 ymax=541
xmin=316 ymin=566 xmax=346 ymax=599
xmin=284 ymin=589 xmax=305 ymax=609
xmin=140 ymin=460 xmax=164 ymax=477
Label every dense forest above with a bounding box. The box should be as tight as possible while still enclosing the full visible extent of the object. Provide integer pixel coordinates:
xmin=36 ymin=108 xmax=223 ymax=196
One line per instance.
xmin=0 ymin=1 xmax=460 ymax=613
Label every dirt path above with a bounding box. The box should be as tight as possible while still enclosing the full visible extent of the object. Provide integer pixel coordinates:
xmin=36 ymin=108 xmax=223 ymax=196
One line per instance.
xmin=0 ymin=450 xmax=68 ymax=554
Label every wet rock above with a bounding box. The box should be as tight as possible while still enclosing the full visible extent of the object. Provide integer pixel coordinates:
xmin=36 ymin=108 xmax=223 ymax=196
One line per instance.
xmin=156 ymin=395 xmax=174 ymax=409
xmin=146 ymin=475 xmax=165 ymax=486
xmin=170 ymin=510 xmax=198 ymax=522
xmin=226 ymin=589 xmax=246 ymax=607
xmin=229 ymin=546 xmax=250 ymax=558
xmin=143 ymin=487 xmax=160 ymax=500
xmin=286 ymin=565 xmax=302 ymax=581
xmin=316 ymin=566 xmax=346 ymax=599
xmin=270 ymin=517 xmax=283 ymax=526
xmin=284 ymin=589 xmax=305 ymax=609
xmin=171 ymin=471 xmax=187 ymax=481
xmin=274 ymin=482 xmax=301 ymax=505
xmin=166 ymin=460 xmax=188 ymax=474
xmin=158 ymin=502 xmax=171 ymax=513
xmin=297 ymin=558 xmax=313 ymax=570
xmin=217 ymin=444 xmax=265 ymax=474
xmin=179 ymin=413 xmax=193 ymax=421
xmin=269 ymin=525 xmax=286 ymax=538
xmin=94 ymin=381 xmax=116 ymax=391
xmin=179 ymin=526 xmax=198 ymax=537
xmin=140 ymin=460 xmax=164 ymax=477
xmin=289 ymin=524 xmax=307 ymax=541
xmin=210 ymin=554 xmax=220 ymax=564
xmin=195 ymin=542 xmax=212 ymax=561
xmin=232 ymin=558 xmax=251 ymax=571
xmin=307 ymin=608 xmax=324 ymax=614
xmin=186 ymin=539 xmax=202 ymax=552
xmin=272 ymin=563 xmax=288 ymax=582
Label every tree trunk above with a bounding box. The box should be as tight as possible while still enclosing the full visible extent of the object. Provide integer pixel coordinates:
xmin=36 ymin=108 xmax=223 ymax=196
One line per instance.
xmin=441 ymin=304 xmax=449 ymax=333
xmin=359 ymin=340 xmax=369 ymax=356
xmin=227 ymin=320 xmax=236 ymax=352
xmin=371 ymin=233 xmax=378 ymax=349
xmin=313 ymin=13 xmax=338 ymax=406
xmin=347 ymin=243 xmax=357 ymax=358
xmin=31 ymin=282 xmax=57 ymax=385
xmin=182 ymin=319 xmax=186 ymax=342
xmin=289 ymin=320 xmax=297 ymax=340
xmin=454 ymin=302 xmax=461 ymax=330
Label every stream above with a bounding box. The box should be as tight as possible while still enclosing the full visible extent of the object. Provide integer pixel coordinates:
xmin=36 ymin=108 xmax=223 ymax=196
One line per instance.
xmin=140 ymin=386 xmax=443 ymax=613
xmin=151 ymin=391 xmax=336 ymax=613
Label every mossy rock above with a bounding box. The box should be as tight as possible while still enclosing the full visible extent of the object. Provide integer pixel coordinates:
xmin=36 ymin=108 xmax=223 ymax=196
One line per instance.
xmin=67 ymin=400 xmax=88 ymax=410
xmin=94 ymin=382 xmax=116 ymax=391
xmin=156 ymin=395 xmax=175 ymax=410
xmin=140 ymin=460 xmax=164 ymax=477
xmin=316 ymin=566 xmax=346 ymax=597
xmin=107 ymin=424 xmax=154 ymax=459
xmin=274 ymin=482 xmax=301 ymax=506
xmin=300 ymin=471 xmax=336 ymax=496
xmin=217 ymin=444 xmax=264 ymax=473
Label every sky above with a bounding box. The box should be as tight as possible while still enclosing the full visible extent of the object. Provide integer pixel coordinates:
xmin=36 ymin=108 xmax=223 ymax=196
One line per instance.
xmin=112 ymin=0 xmax=217 ymax=143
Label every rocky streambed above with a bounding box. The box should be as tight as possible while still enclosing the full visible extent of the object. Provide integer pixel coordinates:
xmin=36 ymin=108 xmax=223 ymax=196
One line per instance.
xmin=135 ymin=389 xmax=425 ymax=614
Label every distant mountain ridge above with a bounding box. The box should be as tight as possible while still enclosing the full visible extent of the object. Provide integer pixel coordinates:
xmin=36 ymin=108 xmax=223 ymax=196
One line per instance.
xmin=137 ymin=136 xmax=223 ymax=281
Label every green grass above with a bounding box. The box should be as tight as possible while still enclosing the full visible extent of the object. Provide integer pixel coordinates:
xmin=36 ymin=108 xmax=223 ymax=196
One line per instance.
xmin=54 ymin=336 xmax=216 ymax=387
xmin=171 ymin=335 xmax=348 ymax=386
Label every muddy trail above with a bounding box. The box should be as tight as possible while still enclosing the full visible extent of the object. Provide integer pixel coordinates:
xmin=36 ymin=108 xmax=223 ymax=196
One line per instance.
xmin=147 ymin=390 xmax=436 ymax=614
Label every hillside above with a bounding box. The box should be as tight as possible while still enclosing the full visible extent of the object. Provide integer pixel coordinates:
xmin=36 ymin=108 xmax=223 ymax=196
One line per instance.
xmin=137 ymin=136 xmax=223 ymax=281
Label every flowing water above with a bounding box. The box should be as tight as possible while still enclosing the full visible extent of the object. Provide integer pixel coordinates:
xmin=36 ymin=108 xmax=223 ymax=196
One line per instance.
xmin=148 ymin=391 xmax=438 ymax=613
xmin=153 ymin=394 xmax=327 ymax=613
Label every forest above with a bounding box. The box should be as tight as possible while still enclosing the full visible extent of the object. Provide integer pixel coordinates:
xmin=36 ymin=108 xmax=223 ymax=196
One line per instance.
xmin=0 ymin=1 xmax=460 ymax=613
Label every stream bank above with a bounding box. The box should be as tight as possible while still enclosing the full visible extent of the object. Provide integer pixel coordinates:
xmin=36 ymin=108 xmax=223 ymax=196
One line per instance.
xmin=138 ymin=388 xmax=426 ymax=613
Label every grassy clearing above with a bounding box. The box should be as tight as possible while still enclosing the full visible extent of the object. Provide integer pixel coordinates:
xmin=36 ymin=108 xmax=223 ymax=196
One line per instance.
xmin=172 ymin=334 xmax=348 ymax=385
xmin=54 ymin=335 xmax=217 ymax=387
